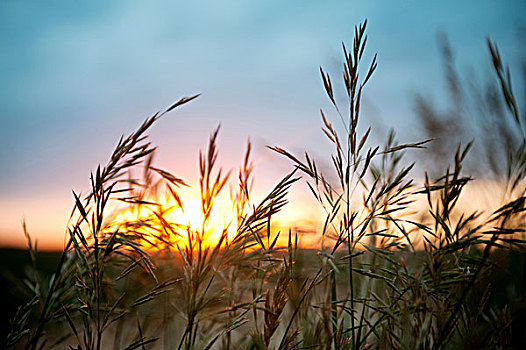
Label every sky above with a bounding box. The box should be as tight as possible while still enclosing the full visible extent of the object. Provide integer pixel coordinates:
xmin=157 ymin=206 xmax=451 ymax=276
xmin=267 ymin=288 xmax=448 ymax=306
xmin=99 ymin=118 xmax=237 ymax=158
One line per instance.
xmin=1 ymin=0 xmax=525 ymax=249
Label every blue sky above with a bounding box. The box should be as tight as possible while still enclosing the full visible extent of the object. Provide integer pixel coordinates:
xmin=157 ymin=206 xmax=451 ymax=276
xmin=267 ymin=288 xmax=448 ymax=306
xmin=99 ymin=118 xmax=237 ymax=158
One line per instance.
xmin=1 ymin=0 xmax=524 ymax=248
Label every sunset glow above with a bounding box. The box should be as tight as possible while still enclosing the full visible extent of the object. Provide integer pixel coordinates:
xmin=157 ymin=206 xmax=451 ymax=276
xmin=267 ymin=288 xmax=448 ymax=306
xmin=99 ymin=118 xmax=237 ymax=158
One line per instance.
xmin=100 ymin=176 xmax=521 ymax=252
xmin=104 ymin=191 xmax=228 ymax=250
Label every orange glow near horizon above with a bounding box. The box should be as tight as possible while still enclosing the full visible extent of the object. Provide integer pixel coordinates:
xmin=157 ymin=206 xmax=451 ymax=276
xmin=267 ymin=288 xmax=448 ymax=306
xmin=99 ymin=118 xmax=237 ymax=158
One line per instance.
xmin=102 ymin=184 xmax=325 ymax=252
xmin=1 ymin=178 xmax=522 ymax=252
xmin=106 ymin=191 xmax=236 ymax=250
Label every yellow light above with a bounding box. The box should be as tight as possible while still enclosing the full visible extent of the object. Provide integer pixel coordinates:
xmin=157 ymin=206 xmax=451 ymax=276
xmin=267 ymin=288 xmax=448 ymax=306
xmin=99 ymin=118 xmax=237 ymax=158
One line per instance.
xmin=104 ymin=188 xmax=240 ymax=251
xmin=165 ymin=198 xmax=203 ymax=232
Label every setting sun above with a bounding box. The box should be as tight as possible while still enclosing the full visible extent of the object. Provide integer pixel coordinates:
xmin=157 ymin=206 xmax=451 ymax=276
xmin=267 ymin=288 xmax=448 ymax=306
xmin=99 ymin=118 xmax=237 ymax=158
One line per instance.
xmin=106 ymin=190 xmax=239 ymax=250
xmin=167 ymin=197 xmax=204 ymax=231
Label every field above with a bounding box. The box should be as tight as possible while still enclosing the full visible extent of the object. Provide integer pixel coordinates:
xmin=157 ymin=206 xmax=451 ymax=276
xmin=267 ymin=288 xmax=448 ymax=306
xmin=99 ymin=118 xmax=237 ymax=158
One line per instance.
xmin=2 ymin=22 xmax=526 ymax=349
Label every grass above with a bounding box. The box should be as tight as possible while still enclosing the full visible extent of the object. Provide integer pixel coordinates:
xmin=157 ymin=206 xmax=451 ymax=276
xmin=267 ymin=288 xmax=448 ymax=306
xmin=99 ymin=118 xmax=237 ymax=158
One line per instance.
xmin=2 ymin=20 xmax=526 ymax=349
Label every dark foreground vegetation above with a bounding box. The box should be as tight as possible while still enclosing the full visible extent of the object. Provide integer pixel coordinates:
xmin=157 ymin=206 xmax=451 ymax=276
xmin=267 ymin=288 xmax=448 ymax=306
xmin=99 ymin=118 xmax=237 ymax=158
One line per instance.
xmin=2 ymin=21 xmax=526 ymax=349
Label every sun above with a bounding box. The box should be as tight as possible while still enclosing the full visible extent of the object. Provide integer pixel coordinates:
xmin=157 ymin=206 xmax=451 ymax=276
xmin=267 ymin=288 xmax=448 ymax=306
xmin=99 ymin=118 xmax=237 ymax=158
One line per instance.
xmin=164 ymin=197 xmax=204 ymax=232
xmin=105 ymin=189 xmax=238 ymax=251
